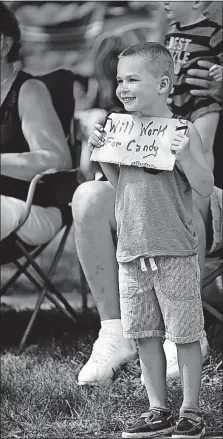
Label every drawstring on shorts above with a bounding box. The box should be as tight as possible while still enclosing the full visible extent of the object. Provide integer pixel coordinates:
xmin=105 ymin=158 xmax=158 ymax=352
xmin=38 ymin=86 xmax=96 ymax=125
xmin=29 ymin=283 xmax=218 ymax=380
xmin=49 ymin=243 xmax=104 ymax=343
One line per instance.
xmin=140 ymin=257 xmax=147 ymax=271
xmin=140 ymin=257 xmax=157 ymax=272
xmin=149 ymin=257 xmax=157 ymax=271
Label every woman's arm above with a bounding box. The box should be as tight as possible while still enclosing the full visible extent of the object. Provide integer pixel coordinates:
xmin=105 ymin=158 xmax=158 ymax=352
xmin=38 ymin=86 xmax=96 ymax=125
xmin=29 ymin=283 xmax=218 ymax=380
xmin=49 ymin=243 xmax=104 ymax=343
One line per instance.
xmin=1 ymin=79 xmax=72 ymax=181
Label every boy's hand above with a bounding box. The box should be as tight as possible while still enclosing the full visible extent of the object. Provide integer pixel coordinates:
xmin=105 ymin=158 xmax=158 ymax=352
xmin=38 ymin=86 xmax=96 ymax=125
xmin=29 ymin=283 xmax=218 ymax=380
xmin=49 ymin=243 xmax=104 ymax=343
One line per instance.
xmin=88 ymin=123 xmax=106 ymax=151
xmin=170 ymin=131 xmax=190 ymax=162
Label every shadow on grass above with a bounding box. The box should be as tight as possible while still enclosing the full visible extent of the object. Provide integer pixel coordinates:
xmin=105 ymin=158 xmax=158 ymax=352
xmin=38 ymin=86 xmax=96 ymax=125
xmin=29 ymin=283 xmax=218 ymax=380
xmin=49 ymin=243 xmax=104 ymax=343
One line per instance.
xmin=0 ymin=304 xmax=100 ymax=350
xmin=1 ymin=305 xmax=222 ymax=349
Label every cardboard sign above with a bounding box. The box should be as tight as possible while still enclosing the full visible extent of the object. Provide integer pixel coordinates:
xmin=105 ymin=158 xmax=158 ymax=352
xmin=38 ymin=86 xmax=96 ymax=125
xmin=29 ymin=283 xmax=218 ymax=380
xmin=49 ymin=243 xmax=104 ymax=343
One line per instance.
xmin=90 ymin=113 xmax=188 ymax=171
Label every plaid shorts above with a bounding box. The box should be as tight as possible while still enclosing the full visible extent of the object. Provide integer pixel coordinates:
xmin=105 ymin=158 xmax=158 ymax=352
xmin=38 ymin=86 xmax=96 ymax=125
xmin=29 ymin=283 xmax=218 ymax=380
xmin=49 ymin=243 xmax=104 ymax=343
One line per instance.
xmin=118 ymin=254 xmax=205 ymax=344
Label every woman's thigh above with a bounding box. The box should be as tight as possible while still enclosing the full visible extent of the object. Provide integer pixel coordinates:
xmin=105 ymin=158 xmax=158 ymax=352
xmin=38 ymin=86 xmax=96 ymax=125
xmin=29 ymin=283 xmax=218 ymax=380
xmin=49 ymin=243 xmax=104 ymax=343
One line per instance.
xmin=1 ymin=196 xmax=25 ymax=241
xmin=0 ymin=195 xmax=62 ymax=245
xmin=18 ymin=205 xmax=62 ymax=245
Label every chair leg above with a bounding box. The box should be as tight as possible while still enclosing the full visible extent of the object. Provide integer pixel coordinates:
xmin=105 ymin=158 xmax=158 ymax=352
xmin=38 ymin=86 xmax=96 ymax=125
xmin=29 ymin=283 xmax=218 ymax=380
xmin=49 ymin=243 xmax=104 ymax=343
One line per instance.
xmin=15 ymin=259 xmax=43 ymax=290
xmin=19 ymin=285 xmax=77 ymax=350
xmin=15 ymin=226 xmax=78 ymax=348
xmin=79 ymin=262 xmax=88 ymax=310
xmin=15 ymin=230 xmax=77 ymax=320
xmin=19 ymin=283 xmax=53 ymax=350
xmin=0 ymin=244 xmax=47 ymax=296
xmin=202 ymin=299 xmax=223 ymax=323
xmin=202 ymin=265 xmax=223 ymax=289
xmin=202 ymin=259 xmax=223 ymax=322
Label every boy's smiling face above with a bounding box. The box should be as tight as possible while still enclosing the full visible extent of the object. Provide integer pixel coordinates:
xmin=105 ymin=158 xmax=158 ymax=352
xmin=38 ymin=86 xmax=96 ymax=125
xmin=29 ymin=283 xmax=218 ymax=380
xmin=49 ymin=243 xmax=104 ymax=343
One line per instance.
xmin=164 ymin=1 xmax=193 ymax=23
xmin=116 ymin=55 xmax=163 ymax=116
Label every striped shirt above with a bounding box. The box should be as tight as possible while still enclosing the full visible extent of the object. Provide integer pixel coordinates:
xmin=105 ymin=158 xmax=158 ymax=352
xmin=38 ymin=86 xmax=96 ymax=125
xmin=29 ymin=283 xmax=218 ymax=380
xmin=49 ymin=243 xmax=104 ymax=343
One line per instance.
xmin=165 ymin=18 xmax=222 ymax=121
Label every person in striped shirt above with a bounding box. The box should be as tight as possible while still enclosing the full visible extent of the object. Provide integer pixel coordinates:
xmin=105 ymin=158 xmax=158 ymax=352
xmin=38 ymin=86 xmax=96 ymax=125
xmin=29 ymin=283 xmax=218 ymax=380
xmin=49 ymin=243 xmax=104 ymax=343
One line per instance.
xmin=164 ymin=4 xmax=222 ymax=339
xmin=164 ymin=1 xmax=222 ymax=173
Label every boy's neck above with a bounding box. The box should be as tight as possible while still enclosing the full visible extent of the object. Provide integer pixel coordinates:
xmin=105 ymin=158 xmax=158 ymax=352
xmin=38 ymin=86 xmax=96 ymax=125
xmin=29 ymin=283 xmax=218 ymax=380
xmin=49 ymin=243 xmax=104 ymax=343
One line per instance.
xmin=179 ymin=13 xmax=206 ymax=27
xmin=138 ymin=101 xmax=172 ymax=118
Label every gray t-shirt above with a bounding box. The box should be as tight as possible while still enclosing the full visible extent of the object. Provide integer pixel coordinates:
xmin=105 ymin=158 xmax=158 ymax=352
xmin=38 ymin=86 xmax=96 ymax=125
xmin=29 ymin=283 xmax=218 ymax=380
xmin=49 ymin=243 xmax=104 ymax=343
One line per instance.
xmin=115 ymin=164 xmax=198 ymax=263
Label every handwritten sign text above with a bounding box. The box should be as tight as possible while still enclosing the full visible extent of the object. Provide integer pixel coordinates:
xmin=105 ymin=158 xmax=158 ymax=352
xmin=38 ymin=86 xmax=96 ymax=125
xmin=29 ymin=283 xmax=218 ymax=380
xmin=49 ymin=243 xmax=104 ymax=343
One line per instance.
xmin=90 ymin=113 xmax=187 ymax=171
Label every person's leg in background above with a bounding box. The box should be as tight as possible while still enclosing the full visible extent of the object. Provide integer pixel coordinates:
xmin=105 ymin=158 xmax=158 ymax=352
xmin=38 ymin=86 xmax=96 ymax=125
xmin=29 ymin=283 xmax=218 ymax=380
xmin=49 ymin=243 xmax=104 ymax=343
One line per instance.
xmin=0 ymin=195 xmax=26 ymax=241
xmin=18 ymin=205 xmax=62 ymax=245
xmin=0 ymin=195 xmax=63 ymax=246
xmin=72 ymin=180 xmax=136 ymax=385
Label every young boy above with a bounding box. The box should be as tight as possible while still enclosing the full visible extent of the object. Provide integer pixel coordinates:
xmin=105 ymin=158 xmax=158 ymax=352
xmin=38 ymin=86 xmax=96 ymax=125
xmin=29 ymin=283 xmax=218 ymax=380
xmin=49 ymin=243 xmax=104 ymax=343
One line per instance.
xmin=88 ymin=42 xmax=214 ymax=438
xmin=164 ymin=1 xmax=222 ymax=172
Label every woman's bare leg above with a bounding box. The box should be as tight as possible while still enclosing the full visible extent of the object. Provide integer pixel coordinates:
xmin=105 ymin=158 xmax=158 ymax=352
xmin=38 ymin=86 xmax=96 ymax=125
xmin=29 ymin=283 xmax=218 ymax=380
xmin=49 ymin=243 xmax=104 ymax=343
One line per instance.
xmin=72 ymin=181 xmax=119 ymax=319
xmin=72 ymin=181 xmax=136 ymax=385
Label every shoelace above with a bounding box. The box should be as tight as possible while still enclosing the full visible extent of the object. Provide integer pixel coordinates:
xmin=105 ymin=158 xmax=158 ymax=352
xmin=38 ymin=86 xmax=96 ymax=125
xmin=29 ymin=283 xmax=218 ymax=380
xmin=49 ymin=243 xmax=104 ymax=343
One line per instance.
xmin=178 ymin=414 xmax=201 ymax=426
xmin=90 ymin=332 xmax=121 ymax=364
xmin=141 ymin=408 xmax=167 ymax=423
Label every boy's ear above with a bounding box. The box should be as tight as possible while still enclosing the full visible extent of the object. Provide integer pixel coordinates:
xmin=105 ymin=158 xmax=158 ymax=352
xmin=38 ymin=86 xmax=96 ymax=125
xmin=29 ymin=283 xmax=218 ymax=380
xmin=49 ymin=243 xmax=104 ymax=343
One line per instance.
xmin=1 ymin=36 xmax=13 ymax=59
xmin=158 ymin=76 xmax=171 ymax=95
xmin=193 ymin=1 xmax=202 ymax=10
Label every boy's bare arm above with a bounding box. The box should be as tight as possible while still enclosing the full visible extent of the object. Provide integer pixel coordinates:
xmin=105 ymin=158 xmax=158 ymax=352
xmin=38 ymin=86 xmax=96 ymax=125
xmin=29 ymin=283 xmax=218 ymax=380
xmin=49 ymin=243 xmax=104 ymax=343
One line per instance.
xmin=88 ymin=123 xmax=119 ymax=188
xmin=171 ymin=122 xmax=214 ymax=198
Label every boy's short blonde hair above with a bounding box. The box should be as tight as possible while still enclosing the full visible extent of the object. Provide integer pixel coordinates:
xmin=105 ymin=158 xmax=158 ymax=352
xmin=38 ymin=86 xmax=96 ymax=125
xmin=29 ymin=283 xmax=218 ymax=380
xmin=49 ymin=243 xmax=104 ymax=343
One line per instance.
xmin=118 ymin=42 xmax=174 ymax=93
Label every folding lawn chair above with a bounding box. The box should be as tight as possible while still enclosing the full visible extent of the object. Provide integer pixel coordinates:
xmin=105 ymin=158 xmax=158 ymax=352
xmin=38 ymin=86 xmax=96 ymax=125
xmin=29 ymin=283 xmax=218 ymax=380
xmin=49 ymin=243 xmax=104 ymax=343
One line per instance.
xmin=0 ymin=69 xmax=87 ymax=349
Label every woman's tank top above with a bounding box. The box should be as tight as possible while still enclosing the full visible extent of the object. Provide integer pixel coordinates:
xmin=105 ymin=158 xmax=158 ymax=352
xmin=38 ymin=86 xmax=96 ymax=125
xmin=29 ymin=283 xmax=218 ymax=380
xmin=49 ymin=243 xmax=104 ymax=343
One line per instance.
xmin=0 ymin=71 xmax=56 ymax=207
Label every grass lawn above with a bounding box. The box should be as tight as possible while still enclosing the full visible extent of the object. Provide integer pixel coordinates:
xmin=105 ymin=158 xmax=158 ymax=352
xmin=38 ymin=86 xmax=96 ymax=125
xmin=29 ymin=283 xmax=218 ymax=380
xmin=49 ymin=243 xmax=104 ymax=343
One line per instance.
xmin=1 ymin=307 xmax=222 ymax=438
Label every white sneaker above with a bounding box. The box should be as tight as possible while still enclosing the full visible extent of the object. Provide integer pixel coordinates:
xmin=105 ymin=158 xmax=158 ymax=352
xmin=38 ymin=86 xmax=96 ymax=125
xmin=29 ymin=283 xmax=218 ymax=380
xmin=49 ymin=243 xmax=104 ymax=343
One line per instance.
xmin=141 ymin=336 xmax=210 ymax=384
xmin=78 ymin=329 xmax=137 ymax=385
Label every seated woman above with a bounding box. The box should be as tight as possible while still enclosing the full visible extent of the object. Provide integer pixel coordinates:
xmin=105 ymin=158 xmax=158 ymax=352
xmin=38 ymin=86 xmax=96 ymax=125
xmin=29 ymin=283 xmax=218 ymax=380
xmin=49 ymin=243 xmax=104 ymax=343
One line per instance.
xmin=0 ymin=2 xmax=72 ymax=246
xmin=72 ymin=61 xmax=222 ymax=386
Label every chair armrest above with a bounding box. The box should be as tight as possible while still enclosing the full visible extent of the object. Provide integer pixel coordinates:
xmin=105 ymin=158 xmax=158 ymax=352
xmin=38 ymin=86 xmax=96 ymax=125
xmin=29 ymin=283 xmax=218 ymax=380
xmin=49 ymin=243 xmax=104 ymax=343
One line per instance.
xmin=14 ymin=168 xmax=80 ymax=231
xmin=14 ymin=172 xmax=47 ymax=231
